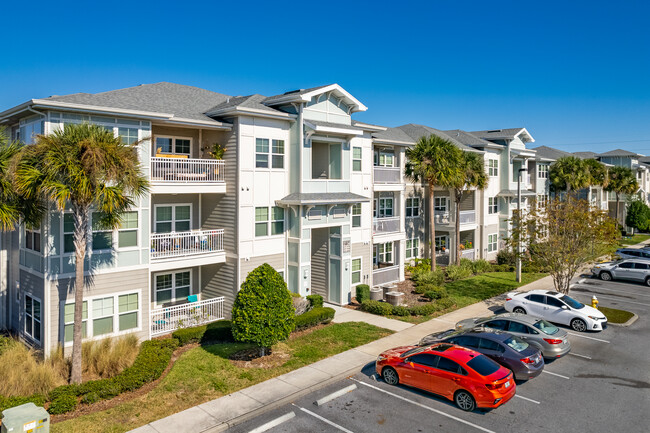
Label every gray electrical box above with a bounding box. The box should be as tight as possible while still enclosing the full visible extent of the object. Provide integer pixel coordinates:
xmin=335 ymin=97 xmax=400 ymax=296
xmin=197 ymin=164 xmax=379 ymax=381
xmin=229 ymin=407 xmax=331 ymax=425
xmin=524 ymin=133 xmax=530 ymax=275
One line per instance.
xmin=1 ymin=403 xmax=49 ymax=433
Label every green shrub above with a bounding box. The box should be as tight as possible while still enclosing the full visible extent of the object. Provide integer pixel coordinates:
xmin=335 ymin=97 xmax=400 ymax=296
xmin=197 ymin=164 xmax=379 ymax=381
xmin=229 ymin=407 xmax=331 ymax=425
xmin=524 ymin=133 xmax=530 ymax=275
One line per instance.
xmin=436 ymin=298 xmax=456 ymax=310
xmin=391 ymin=305 xmax=411 ymax=316
xmin=459 ymin=258 xmax=474 ymax=271
xmin=415 ymin=270 xmax=445 ymax=287
xmin=0 ymin=394 xmax=46 ymax=413
xmin=471 ymin=259 xmax=492 ymax=274
xmin=172 ymin=326 xmax=207 ymax=346
xmin=289 ymin=291 xmax=301 ymax=298
xmin=445 ymin=264 xmax=473 ymax=281
xmin=306 ymin=294 xmax=323 ymax=308
xmin=424 ymin=286 xmax=448 ymax=300
xmin=497 ymin=249 xmax=516 ymax=266
xmin=410 ymin=304 xmax=439 ymax=316
xmin=48 ymin=384 xmax=78 ymax=402
xmin=355 ymin=284 xmax=371 ymax=303
xmin=232 ymin=264 xmax=295 ymax=351
xmin=48 ymin=394 xmax=77 ymax=415
xmin=81 ymin=392 xmax=100 ymax=405
xmin=202 ymin=320 xmax=233 ymax=343
xmin=294 ymin=307 xmax=335 ymax=330
xmin=360 ymin=300 xmax=393 ymax=316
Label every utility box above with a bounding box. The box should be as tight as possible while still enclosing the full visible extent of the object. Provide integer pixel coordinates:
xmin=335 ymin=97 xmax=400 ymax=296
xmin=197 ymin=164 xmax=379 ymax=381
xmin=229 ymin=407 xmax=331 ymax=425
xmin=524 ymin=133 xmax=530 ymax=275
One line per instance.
xmin=1 ymin=403 xmax=49 ymax=433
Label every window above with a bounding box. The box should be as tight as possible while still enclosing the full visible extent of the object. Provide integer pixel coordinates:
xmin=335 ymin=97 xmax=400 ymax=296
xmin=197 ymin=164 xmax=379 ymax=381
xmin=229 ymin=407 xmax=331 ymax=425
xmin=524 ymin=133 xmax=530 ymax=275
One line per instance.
xmin=487 ymin=234 xmax=498 ymax=253
xmin=618 ymin=262 xmax=634 ymax=269
xmin=479 ymin=338 xmax=504 ymax=353
xmin=351 ymin=258 xmax=362 ymax=285
xmin=488 ymin=159 xmax=499 ymax=177
xmin=507 ymin=321 xmax=529 ymax=334
xmin=451 ymin=335 xmax=480 ymax=348
xmin=155 ymin=270 xmax=191 ymax=305
xmin=526 ymin=294 xmax=545 ymax=303
xmin=545 ymin=297 xmax=566 ymax=308
xmin=92 ymin=297 xmax=114 ymax=336
xmin=25 ymin=223 xmax=41 ymax=253
xmin=435 ymin=235 xmax=447 ymax=252
xmin=63 ymin=213 xmax=75 ymax=253
xmin=376 ymin=151 xmax=394 ymax=167
xmin=155 ymin=136 xmax=191 ymax=155
xmin=488 ymin=197 xmax=498 ymax=214
xmin=272 ymin=139 xmax=285 ymax=169
xmin=255 ymin=207 xmax=284 ymax=237
xmin=352 ymin=147 xmax=362 ymax=172
xmin=118 ymin=293 xmax=139 ymax=331
xmin=377 ymin=198 xmax=393 ymax=218
xmin=118 ymin=127 xmax=138 ymax=145
xmin=24 ymin=295 xmax=41 ymax=342
xmin=409 ymin=354 xmax=438 ymax=367
xmin=485 ymin=320 xmax=508 ymax=330
xmin=436 ymin=356 xmax=463 ymax=373
xmin=538 ymin=164 xmax=549 ymax=178
xmin=374 ymin=242 xmax=393 ymax=264
xmin=155 ymin=205 xmax=191 ymax=233
xmin=434 ymin=197 xmax=447 ymax=212
xmin=467 ymin=355 xmax=500 ymax=376
xmin=255 ymin=138 xmax=269 ymax=168
xmin=634 ymin=262 xmax=650 ymax=270
xmin=92 ymin=212 xmax=113 ymax=250
xmin=118 ymin=211 xmax=138 ymax=248
xmin=406 ymin=198 xmax=420 ymax=217
xmin=406 ymin=238 xmax=419 ymax=259
xmin=271 ymin=206 xmax=285 ymax=235
xmin=64 ymin=301 xmax=88 ymax=342
xmin=352 ymin=203 xmax=361 ymax=228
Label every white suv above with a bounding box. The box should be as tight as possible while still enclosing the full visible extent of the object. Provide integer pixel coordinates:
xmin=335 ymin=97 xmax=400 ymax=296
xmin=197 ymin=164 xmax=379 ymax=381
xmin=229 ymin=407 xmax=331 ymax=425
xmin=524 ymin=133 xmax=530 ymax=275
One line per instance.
xmin=592 ymin=259 xmax=650 ymax=286
xmin=504 ymin=289 xmax=607 ymax=332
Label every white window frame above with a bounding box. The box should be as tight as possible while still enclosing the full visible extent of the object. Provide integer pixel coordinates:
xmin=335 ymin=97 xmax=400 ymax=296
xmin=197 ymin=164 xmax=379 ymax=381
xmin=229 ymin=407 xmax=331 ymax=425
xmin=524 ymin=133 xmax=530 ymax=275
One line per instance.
xmin=352 ymin=203 xmax=361 ymax=228
xmin=154 ymin=269 xmax=192 ymax=306
xmin=488 ymin=159 xmax=499 ymax=177
xmin=406 ymin=238 xmax=420 ymax=259
xmin=24 ymin=223 xmax=41 ymax=253
xmin=91 ymin=296 xmax=115 ymax=337
xmin=537 ymin=164 xmax=549 ymax=179
xmin=256 ymin=138 xmax=285 ymax=170
xmin=376 ymin=151 xmax=395 ymax=167
xmin=488 ymin=197 xmax=499 ymax=214
xmin=63 ymin=300 xmax=88 ymax=343
xmin=117 ymin=211 xmax=139 ymax=249
xmin=406 ymin=197 xmax=420 ymax=218
xmin=271 ymin=139 xmax=285 ymax=169
xmin=435 ymin=235 xmax=448 ymax=253
xmin=374 ymin=242 xmax=394 ymax=264
xmin=154 ymin=135 xmax=192 ymax=156
xmin=352 ymin=146 xmax=362 ymax=172
xmin=91 ymin=212 xmax=114 ymax=252
xmin=377 ymin=197 xmax=393 ymax=218
xmin=154 ymin=203 xmax=192 ymax=233
xmin=487 ymin=233 xmax=498 ymax=253
xmin=351 ymin=257 xmax=362 ymax=286
xmin=255 ymin=206 xmax=285 ymax=237
xmin=24 ymin=294 xmax=42 ymax=343
xmin=434 ymin=197 xmax=448 ymax=212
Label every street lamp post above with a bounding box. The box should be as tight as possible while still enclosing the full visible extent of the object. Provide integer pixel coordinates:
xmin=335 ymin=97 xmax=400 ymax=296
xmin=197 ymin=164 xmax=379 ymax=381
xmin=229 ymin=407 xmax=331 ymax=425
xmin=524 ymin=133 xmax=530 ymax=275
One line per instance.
xmin=516 ymin=168 xmax=528 ymax=283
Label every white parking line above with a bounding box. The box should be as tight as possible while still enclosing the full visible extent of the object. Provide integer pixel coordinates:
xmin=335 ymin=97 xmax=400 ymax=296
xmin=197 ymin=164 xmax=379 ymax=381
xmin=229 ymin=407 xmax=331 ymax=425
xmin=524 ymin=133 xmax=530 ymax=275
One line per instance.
xmin=247 ymin=412 xmax=295 ymax=433
xmin=568 ymin=352 xmax=592 ymax=360
xmin=294 ymin=405 xmax=355 ymax=433
xmin=315 ymin=384 xmax=357 ymax=406
xmin=572 ymin=292 xmax=650 ymax=307
xmin=567 ymin=332 xmax=610 ymax=343
xmin=542 ymin=370 xmax=570 ymax=380
xmin=515 ymin=394 xmax=541 ymax=404
xmin=352 ymin=378 xmax=496 ymax=433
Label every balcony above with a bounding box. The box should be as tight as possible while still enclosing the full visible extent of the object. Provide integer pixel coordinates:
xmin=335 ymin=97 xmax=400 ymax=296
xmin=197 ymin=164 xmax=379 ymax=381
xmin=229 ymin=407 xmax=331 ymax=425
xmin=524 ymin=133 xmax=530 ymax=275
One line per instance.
xmin=373 ymin=265 xmax=400 ymax=286
xmin=459 ymin=210 xmax=476 ymax=225
xmin=374 ymin=167 xmax=401 ymax=184
xmin=150 ymin=157 xmax=226 ymax=194
xmin=373 ymin=217 xmax=400 ymax=234
xmin=434 ymin=211 xmax=450 ymax=224
xmin=150 ymin=229 xmax=225 ymax=271
xmin=151 ymin=297 xmax=225 ymax=336
xmin=461 ymin=249 xmax=475 ymax=260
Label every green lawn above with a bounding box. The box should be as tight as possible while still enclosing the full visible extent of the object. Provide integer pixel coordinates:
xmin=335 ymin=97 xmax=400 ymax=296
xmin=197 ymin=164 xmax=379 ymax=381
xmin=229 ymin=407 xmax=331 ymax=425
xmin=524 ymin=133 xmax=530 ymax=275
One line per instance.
xmin=392 ymin=272 xmax=548 ymax=324
xmin=52 ymin=322 xmax=393 ymax=433
xmin=619 ymin=234 xmax=650 ymax=246
xmin=599 ymin=306 xmax=635 ymax=323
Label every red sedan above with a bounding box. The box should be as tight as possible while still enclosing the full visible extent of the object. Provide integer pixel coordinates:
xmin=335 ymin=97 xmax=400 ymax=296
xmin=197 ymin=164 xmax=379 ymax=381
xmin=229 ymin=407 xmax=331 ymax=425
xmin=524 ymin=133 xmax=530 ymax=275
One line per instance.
xmin=375 ymin=343 xmax=516 ymax=411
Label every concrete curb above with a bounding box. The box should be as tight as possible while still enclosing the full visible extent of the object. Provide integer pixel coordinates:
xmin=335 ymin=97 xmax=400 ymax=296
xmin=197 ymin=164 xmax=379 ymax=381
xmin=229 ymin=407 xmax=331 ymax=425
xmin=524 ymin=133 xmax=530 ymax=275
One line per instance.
xmin=608 ymin=312 xmax=639 ymax=328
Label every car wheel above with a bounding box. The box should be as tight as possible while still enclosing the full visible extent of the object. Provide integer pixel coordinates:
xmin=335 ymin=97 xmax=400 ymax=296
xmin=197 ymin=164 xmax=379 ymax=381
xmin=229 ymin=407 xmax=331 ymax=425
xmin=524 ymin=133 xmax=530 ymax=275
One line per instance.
xmin=645 ymin=277 xmax=650 ymax=287
xmin=513 ymin=307 xmax=526 ymax=314
xmin=599 ymin=272 xmax=612 ymax=281
xmin=571 ymin=318 xmax=587 ymax=332
xmin=382 ymin=367 xmax=399 ymax=385
xmin=455 ymin=390 xmax=476 ymax=412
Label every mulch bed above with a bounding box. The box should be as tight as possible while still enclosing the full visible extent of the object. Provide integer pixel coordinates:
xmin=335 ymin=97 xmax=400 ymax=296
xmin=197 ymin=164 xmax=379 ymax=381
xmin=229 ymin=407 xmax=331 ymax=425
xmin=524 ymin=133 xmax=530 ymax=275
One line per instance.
xmin=346 ymin=276 xmax=434 ymax=309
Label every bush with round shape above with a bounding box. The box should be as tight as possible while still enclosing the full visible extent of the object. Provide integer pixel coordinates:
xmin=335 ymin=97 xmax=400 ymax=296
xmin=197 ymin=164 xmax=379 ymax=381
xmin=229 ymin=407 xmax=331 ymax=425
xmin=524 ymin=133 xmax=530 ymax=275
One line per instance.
xmin=306 ymin=294 xmax=323 ymax=308
xmin=445 ymin=264 xmax=473 ymax=281
xmin=415 ymin=270 xmax=445 ymax=287
xmin=360 ymin=300 xmax=393 ymax=316
xmin=496 ymin=249 xmax=516 ymax=266
xmin=391 ymin=305 xmax=411 ymax=316
xmin=355 ymin=284 xmax=371 ymax=303
xmin=471 ymin=259 xmax=492 ymax=274
xmin=231 ymin=264 xmax=295 ymax=355
xmin=424 ymin=286 xmax=448 ymax=300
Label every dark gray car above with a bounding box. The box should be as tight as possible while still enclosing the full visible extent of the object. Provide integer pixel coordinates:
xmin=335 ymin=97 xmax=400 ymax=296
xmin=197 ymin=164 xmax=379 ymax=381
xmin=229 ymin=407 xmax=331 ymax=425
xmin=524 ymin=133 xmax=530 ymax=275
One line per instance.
xmin=455 ymin=313 xmax=571 ymax=359
xmin=419 ymin=328 xmax=544 ymax=381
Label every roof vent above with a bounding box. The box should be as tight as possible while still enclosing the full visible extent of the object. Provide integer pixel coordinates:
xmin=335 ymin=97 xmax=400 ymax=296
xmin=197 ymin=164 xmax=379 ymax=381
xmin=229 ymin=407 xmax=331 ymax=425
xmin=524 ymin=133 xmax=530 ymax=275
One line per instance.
xmin=487 ymin=130 xmax=501 ymax=133
xmin=284 ymin=89 xmax=304 ymax=95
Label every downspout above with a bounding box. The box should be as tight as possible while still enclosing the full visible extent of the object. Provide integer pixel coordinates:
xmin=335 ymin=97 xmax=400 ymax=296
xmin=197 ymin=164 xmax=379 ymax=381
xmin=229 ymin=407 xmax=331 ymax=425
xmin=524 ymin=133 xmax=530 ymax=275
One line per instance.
xmin=298 ymin=104 xmax=304 ymax=194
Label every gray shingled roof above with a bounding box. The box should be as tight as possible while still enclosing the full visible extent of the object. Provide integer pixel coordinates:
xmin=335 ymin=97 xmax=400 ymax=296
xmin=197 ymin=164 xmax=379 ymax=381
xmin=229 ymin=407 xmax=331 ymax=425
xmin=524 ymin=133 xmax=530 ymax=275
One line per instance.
xmin=372 ymin=127 xmax=416 ymax=144
xmin=598 ymin=149 xmax=644 ymax=157
xmin=470 ymin=128 xmax=527 ymax=140
xmin=45 ymin=82 xmax=231 ymax=123
xmin=573 ymin=151 xmax=598 ymax=159
xmin=277 ymin=192 xmax=370 ymax=205
xmin=396 ymin=124 xmax=475 ymax=152
xmin=205 ymin=94 xmax=283 ymax=116
xmin=532 ymin=145 xmax=575 ymax=161
xmin=443 ymin=130 xmax=495 ymax=148
xmin=264 ymin=85 xmax=332 ymax=105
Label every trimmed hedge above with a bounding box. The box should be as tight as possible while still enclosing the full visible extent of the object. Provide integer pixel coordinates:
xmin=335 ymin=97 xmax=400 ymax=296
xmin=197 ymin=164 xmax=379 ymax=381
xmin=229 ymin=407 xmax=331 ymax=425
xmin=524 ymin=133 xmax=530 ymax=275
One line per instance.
xmin=355 ymin=284 xmax=370 ymax=304
xmin=306 ymin=294 xmax=323 ymax=308
xmin=48 ymin=394 xmax=77 ymax=415
xmin=171 ymin=320 xmax=233 ymax=346
xmin=0 ymin=394 xmax=46 ymax=414
xmin=294 ymin=307 xmax=335 ymax=330
xmin=361 ymin=298 xmax=456 ymax=317
xmin=424 ymin=286 xmax=447 ymax=300
xmin=360 ymin=300 xmax=393 ymax=316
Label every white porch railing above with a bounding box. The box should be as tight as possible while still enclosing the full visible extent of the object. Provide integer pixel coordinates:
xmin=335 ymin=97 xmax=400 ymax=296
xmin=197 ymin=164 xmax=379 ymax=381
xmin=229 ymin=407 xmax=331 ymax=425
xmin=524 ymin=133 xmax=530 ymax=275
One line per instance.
xmin=151 ymin=157 xmax=225 ymax=183
xmin=374 ymin=166 xmax=401 ymax=183
xmin=461 ymin=249 xmax=475 ymax=260
xmin=434 ymin=211 xmax=450 ymax=224
xmin=373 ymin=265 xmax=400 ymax=285
xmin=459 ymin=210 xmax=476 ymax=225
xmin=373 ymin=217 xmax=400 ymax=233
xmin=151 ymin=229 xmax=224 ymax=259
xmin=150 ymin=297 xmax=225 ymax=336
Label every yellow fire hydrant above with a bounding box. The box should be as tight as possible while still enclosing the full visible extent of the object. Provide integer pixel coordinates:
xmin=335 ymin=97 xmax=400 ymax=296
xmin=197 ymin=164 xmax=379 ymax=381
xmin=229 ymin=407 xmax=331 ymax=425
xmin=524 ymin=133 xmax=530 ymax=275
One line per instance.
xmin=591 ymin=295 xmax=599 ymax=309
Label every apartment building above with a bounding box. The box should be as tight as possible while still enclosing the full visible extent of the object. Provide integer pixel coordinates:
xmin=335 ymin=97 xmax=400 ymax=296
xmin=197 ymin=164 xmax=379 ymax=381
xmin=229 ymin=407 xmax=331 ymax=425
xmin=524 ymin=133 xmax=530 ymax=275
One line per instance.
xmin=0 ymin=82 xmax=548 ymax=354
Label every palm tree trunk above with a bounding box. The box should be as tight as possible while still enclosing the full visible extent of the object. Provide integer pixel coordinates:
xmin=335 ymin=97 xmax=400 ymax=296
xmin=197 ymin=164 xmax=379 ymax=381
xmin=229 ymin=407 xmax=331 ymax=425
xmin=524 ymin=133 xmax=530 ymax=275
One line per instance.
xmin=429 ymin=181 xmax=436 ymax=272
xmin=615 ymin=193 xmax=620 ymax=229
xmin=71 ymin=207 xmax=89 ymax=384
xmin=455 ymin=191 xmax=462 ymax=265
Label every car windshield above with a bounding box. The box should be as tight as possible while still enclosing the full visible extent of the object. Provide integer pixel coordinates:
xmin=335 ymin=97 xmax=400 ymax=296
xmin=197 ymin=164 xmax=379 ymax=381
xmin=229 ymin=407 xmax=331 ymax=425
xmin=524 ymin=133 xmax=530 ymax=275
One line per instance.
xmin=533 ymin=319 xmax=559 ymax=335
xmin=560 ymin=295 xmax=584 ymax=309
xmin=504 ymin=336 xmax=529 ymax=353
xmin=466 ymin=354 xmax=501 ymax=376
xmin=401 ymin=347 xmax=427 ymax=358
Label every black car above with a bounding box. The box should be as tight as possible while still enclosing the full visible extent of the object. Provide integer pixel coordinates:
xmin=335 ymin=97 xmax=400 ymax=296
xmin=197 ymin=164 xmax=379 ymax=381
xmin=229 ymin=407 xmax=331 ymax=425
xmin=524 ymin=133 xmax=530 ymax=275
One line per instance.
xmin=420 ymin=328 xmax=544 ymax=381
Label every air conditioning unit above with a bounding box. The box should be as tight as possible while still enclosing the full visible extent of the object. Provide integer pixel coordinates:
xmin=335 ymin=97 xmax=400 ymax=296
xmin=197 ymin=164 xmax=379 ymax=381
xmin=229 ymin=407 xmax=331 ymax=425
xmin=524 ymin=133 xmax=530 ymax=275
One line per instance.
xmin=1 ymin=403 xmax=49 ymax=433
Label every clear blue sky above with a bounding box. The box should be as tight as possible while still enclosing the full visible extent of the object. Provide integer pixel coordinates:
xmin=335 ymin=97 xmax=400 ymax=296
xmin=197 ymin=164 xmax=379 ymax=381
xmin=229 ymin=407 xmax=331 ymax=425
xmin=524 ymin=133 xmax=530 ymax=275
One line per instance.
xmin=1 ymin=0 xmax=648 ymax=154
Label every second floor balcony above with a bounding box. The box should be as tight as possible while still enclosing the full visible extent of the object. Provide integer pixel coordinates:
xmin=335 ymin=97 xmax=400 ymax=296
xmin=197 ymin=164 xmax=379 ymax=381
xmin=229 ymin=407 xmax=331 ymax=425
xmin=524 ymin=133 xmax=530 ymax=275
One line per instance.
xmin=373 ymin=166 xmax=401 ymax=185
xmin=150 ymin=157 xmax=226 ymax=194
xmin=150 ymin=229 xmax=225 ymax=271
xmin=373 ymin=216 xmax=401 ymax=234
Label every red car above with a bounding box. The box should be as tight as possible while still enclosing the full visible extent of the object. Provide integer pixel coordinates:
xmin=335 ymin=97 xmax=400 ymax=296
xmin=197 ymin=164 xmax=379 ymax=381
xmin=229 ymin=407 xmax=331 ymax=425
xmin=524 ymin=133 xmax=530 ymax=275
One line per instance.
xmin=375 ymin=343 xmax=516 ymax=411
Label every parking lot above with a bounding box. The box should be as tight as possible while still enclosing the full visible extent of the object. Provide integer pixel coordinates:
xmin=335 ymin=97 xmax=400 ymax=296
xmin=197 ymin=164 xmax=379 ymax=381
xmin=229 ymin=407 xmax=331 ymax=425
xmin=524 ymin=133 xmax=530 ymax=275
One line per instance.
xmin=228 ymin=275 xmax=650 ymax=433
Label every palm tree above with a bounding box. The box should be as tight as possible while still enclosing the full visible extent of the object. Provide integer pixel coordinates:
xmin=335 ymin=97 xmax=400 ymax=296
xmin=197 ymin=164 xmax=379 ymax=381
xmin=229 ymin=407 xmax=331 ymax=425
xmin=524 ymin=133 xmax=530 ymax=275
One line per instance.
xmin=605 ymin=166 xmax=639 ymax=227
xmin=406 ymin=135 xmax=461 ymax=271
xmin=449 ymin=152 xmax=488 ymax=264
xmin=549 ymin=156 xmax=590 ymax=195
xmin=13 ymin=123 xmax=149 ymax=384
xmin=584 ymin=158 xmax=608 ymax=189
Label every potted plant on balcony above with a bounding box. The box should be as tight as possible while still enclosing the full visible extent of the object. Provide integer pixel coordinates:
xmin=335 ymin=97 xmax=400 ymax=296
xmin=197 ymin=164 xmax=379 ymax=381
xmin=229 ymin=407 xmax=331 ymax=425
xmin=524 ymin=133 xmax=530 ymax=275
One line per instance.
xmin=201 ymin=143 xmax=226 ymax=176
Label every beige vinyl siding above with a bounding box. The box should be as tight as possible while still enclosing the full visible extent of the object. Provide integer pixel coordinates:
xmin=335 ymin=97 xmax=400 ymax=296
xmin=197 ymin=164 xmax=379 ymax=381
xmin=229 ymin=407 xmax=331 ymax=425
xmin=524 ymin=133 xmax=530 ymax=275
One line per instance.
xmin=202 ymin=260 xmax=237 ymax=318
xmin=310 ymin=228 xmax=328 ymax=299
xmin=459 ymin=191 xmax=475 ymax=211
xmin=351 ymin=242 xmax=371 ymax=287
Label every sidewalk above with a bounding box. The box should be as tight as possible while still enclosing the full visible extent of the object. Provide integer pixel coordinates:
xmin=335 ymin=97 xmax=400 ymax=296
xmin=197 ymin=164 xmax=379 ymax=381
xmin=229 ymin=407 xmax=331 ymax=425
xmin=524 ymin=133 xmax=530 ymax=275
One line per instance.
xmin=130 ymin=274 xmax=554 ymax=433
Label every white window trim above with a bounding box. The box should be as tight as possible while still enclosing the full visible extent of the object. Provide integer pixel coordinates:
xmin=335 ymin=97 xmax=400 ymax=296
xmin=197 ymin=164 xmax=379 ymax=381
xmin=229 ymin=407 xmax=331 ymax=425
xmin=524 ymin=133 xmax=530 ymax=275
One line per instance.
xmin=488 ymin=197 xmax=499 ymax=214
xmin=434 ymin=197 xmax=448 ymax=212
xmin=406 ymin=197 xmax=420 ymax=218
xmin=375 ymin=150 xmax=395 ymax=167
xmin=374 ymin=242 xmax=394 ymax=264
xmin=23 ymin=223 xmax=42 ymax=254
xmin=352 ymin=146 xmax=362 ymax=172
xmin=153 ymin=269 xmax=192 ymax=307
xmin=154 ymin=135 xmax=192 ymax=156
xmin=351 ymin=256 xmax=362 ymax=286
xmin=377 ymin=197 xmax=394 ymax=218
xmin=154 ymin=203 xmax=193 ymax=234
xmin=487 ymin=233 xmax=498 ymax=253
xmin=435 ymin=235 xmax=448 ymax=253
xmin=255 ymin=206 xmax=285 ymax=238
xmin=256 ymin=137 xmax=287 ymax=171
xmin=488 ymin=159 xmax=499 ymax=177
xmin=117 ymin=211 xmax=140 ymax=251
xmin=24 ymin=294 xmax=42 ymax=343
xmin=61 ymin=288 xmax=142 ymax=346
xmin=406 ymin=238 xmax=420 ymax=259
xmin=351 ymin=203 xmax=362 ymax=228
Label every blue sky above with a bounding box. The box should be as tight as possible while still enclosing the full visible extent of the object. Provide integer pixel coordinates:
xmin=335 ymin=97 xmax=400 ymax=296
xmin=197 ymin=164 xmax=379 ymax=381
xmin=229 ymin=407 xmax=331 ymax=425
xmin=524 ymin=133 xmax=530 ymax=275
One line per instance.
xmin=1 ymin=0 xmax=648 ymax=154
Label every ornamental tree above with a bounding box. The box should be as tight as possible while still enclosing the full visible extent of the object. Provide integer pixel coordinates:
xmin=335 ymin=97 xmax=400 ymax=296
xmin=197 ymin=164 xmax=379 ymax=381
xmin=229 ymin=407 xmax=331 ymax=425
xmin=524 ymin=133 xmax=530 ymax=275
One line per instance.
xmin=626 ymin=200 xmax=650 ymax=233
xmin=231 ymin=263 xmax=295 ymax=355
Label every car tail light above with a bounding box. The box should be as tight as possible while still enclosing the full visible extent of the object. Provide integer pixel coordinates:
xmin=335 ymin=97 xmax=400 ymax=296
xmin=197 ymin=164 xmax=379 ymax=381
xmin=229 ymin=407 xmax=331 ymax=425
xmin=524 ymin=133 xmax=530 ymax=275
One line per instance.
xmin=485 ymin=383 xmax=499 ymax=390
xmin=543 ymin=338 xmax=563 ymax=344
xmin=520 ymin=357 xmax=535 ymax=364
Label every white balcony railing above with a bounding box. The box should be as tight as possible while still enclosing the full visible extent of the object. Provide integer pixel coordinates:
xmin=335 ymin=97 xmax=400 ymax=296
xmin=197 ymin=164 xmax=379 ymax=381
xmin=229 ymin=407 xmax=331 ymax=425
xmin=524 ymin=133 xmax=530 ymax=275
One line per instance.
xmin=150 ymin=229 xmax=224 ymax=260
xmin=459 ymin=210 xmax=476 ymax=225
xmin=461 ymin=249 xmax=475 ymax=260
xmin=434 ymin=211 xmax=450 ymax=224
xmin=373 ymin=265 xmax=400 ymax=286
xmin=151 ymin=157 xmax=225 ymax=183
xmin=373 ymin=217 xmax=400 ymax=234
xmin=151 ymin=297 xmax=225 ymax=336
xmin=374 ymin=166 xmax=401 ymax=184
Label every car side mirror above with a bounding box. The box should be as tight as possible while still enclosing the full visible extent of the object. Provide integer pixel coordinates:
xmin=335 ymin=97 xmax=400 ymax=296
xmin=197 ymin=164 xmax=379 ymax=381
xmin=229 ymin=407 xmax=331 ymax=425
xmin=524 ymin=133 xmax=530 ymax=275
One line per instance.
xmin=561 ymin=305 xmax=568 ymax=310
